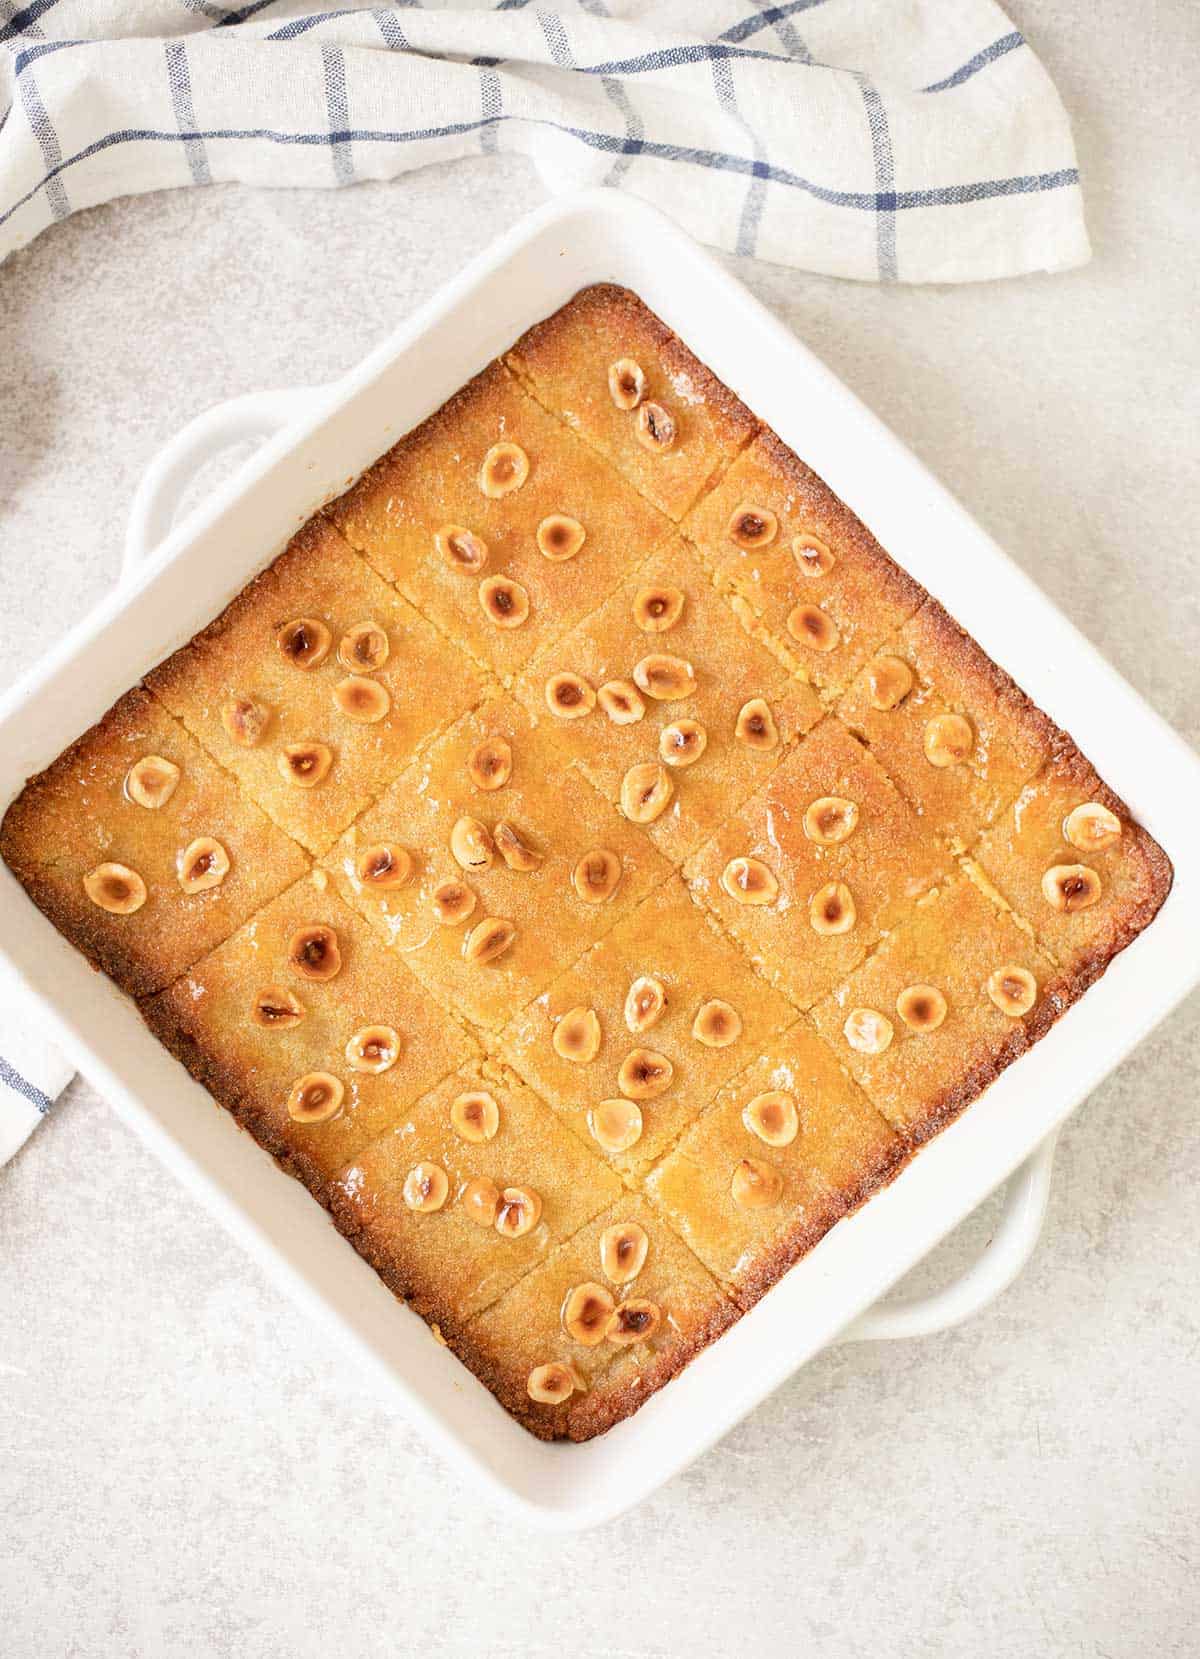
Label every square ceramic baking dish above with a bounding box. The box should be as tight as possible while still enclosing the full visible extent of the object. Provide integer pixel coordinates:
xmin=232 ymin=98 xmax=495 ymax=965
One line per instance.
xmin=2 ymin=191 xmax=1197 ymax=1529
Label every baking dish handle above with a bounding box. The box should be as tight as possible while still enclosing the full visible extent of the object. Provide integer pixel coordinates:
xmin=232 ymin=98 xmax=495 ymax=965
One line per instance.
xmin=841 ymin=1132 xmax=1058 ymax=1342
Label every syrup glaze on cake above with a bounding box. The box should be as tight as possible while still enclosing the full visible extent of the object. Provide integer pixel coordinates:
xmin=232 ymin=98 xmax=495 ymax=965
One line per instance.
xmin=0 ymin=285 xmax=1173 ymax=1441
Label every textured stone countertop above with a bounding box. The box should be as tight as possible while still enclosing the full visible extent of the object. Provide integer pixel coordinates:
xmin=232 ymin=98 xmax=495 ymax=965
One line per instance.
xmin=1 ymin=5 xmax=1196 ymax=1656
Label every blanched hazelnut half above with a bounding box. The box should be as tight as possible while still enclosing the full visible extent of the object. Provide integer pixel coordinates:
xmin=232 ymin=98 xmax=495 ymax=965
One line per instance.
xmin=923 ymin=713 xmax=974 ymax=768
xmin=221 ymin=695 xmax=271 ymax=748
xmin=527 ymin=1362 xmax=579 ymax=1405
xmin=435 ymin=524 xmax=489 ymax=575
xmin=495 ymin=1185 xmax=542 ymax=1238
xmin=721 ymin=856 xmax=778 ymax=906
xmin=727 ymin=505 xmax=778 ymax=550
xmin=467 ymin=735 xmax=513 ymax=791
xmin=803 ymin=796 xmax=859 ymax=846
xmin=573 ymin=848 xmax=622 ymax=904
xmin=545 ymin=672 xmax=595 ymax=720
xmin=608 ymin=357 xmax=645 ymax=410
xmin=588 ymin=1097 xmax=643 ymax=1154
xmin=337 ymin=621 xmax=389 ymax=672
xmin=692 ymin=999 xmax=742 ymax=1048
xmin=553 ymin=1006 xmax=602 ymax=1064
xmin=620 ymin=762 xmax=673 ymax=824
xmin=251 ymin=986 xmax=305 ymax=1029
xmin=178 ymin=836 xmax=230 ymax=894
xmin=792 ymin=533 xmax=836 ymax=577
xmin=287 ymin=1071 xmax=344 ymax=1125
xmin=867 ymin=655 xmax=915 ymax=711
xmin=633 ymin=653 xmax=696 ymax=701
xmin=334 ymin=675 xmax=391 ymax=723
xmin=277 ymin=743 xmax=333 ymax=789
xmin=450 ymin=815 xmax=494 ymax=873
xmin=355 ymin=842 xmax=414 ymax=890
xmin=607 ymin=1299 xmax=662 ymax=1346
xmin=536 ymin=514 xmax=586 ymax=561
xmin=1042 ymin=864 xmax=1102 ymax=913
xmin=633 ymin=585 xmax=686 ymax=633
xmin=478 ymin=441 xmax=529 ymax=498
xmin=600 ymin=1221 xmax=649 ymax=1285
xmin=345 ymin=1024 xmax=401 ymax=1074
xmin=287 ymin=924 xmax=341 ymax=981
xmin=277 ymin=617 xmax=331 ymax=670
xmin=624 ymin=975 xmax=666 ymax=1034
xmin=843 ymin=1007 xmax=894 ymax=1055
xmin=742 ymin=1091 xmax=799 ymax=1147
xmin=494 ymin=819 xmax=542 ymax=872
xmin=787 ymin=603 xmax=839 ymax=653
xmin=731 ymin=1158 xmax=783 ymax=1209
xmin=735 ymin=698 xmax=778 ymax=751
xmin=896 ymin=984 xmax=948 ymax=1033
xmin=463 ymin=916 xmax=517 ymax=964
xmin=479 ymin=575 xmax=530 ymax=630
xmin=125 ymin=755 xmax=180 ymax=810
xmin=635 ymin=402 xmax=676 ymax=452
xmin=809 ymin=881 xmax=856 ymax=935
xmin=1063 ymin=801 xmax=1122 ymax=852
xmin=660 ymin=719 xmax=707 ymax=769
xmin=617 ymin=1047 xmax=673 ymax=1101
xmin=462 ymin=1177 xmax=501 ymax=1228
xmin=431 ymin=879 xmax=476 ymax=926
xmin=562 ymin=1282 xmax=615 ymax=1346
xmin=597 ymin=679 xmax=645 ymax=725
xmin=987 ymin=965 xmax=1038 ymax=1017
xmin=83 ymin=862 xmax=146 ymax=915
xmin=450 ymin=1089 xmax=500 ymax=1142
xmin=403 ymin=1161 xmax=449 ymax=1213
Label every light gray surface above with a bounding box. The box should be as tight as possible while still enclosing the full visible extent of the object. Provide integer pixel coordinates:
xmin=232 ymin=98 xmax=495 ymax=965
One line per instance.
xmin=1 ymin=5 xmax=1197 ymax=1656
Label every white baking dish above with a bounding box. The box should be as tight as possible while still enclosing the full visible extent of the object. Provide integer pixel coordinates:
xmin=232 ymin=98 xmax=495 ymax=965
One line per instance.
xmin=2 ymin=192 xmax=1197 ymax=1529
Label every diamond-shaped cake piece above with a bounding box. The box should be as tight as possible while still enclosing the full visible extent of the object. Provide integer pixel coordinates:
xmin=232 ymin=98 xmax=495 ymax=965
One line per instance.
xmin=328 ymin=361 xmax=672 ymax=683
xmin=464 ymin=1197 xmax=736 ymax=1441
xmin=141 ymin=876 xmax=477 ymax=1200
xmin=683 ymin=429 xmax=924 ymax=697
xmin=147 ymin=517 xmax=485 ymax=855
xmin=329 ymin=1058 xmax=621 ymax=1333
xmin=512 ymin=536 xmax=822 ymax=864
xmin=324 ymin=697 xmax=672 ymax=1031
xmin=683 ymin=717 xmax=949 ymax=1009
xmin=645 ymin=1022 xmax=903 ymax=1307
xmin=499 ymin=877 xmax=795 ymax=1177
xmin=810 ymin=877 xmax=1059 ymax=1145
xmin=0 ymin=688 xmax=309 ymax=998
xmin=837 ymin=598 xmax=1059 ymax=849
xmin=505 ymin=284 xmax=758 ymax=521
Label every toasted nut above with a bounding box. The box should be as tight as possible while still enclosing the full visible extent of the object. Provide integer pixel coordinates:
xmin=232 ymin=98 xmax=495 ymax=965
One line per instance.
xmin=624 ymin=975 xmax=667 ymax=1034
xmin=896 ymin=984 xmax=948 ymax=1033
xmin=600 ymin=1221 xmax=649 ymax=1284
xmin=479 ymin=575 xmax=530 ymax=630
xmin=742 ymin=1091 xmax=798 ymax=1147
xmin=277 ymin=617 xmax=331 ymax=670
xmin=573 ymin=848 xmax=622 ymax=904
xmin=659 ymin=719 xmax=707 ymax=769
xmin=463 ymin=916 xmax=517 ymax=964
xmin=923 ymin=713 xmax=974 ymax=768
xmin=337 ymin=621 xmax=389 ymax=672
xmin=435 ymin=524 xmax=489 ymax=575
xmin=494 ymin=819 xmax=542 ymax=872
xmin=608 ymin=358 xmax=646 ymax=410
xmin=178 ymin=836 xmax=230 ymax=894
xmin=431 ymin=879 xmax=476 ymax=926
xmin=843 ymin=1007 xmax=894 ymax=1055
xmin=450 ymin=815 xmax=494 ymax=873
xmin=867 ymin=655 xmax=915 ymax=711
xmin=618 ymin=1048 xmax=673 ymax=1101
xmin=553 ymin=1006 xmax=602 ymax=1064
xmin=803 ymin=796 xmax=859 ymax=846
xmin=721 ymin=856 xmax=778 ymax=906
xmin=692 ymin=998 xmax=742 ymax=1048
xmin=562 ymin=1282 xmax=616 ymax=1346
xmin=1042 ymin=863 xmax=1102 ymax=913
xmin=334 ymin=675 xmax=391 ymax=723
xmin=403 ymin=1161 xmax=449 ymax=1213
xmin=355 ymin=842 xmax=414 ymax=890
xmin=83 ymin=863 xmax=146 ymax=915
xmin=607 ymin=1298 xmax=662 ymax=1345
xmin=635 ymin=402 xmax=676 ymax=452
xmin=250 ymin=986 xmax=305 ymax=1029
xmin=620 ymin=762 xmax=674 ymax=824
xmin=345 ymin=1024 xmax=401 ymax=1074
xmin=277 ymin=742 xmax=333 ymax=788
xmin=809 ymin=881 xmax=855 ymax=935
xmin=287 ymin=924 xmax=341 ymax=982
xmin=536 ymin=514 xmax=586 ymax=561
xmin=633 ymin=585 xmax=686 ymax=633
xmin=633 ymin=653 xmax=696 ymax=701
xmin=467 ymin=735 xmax=513 ymax=791
xmin=787 ymin=603 xmax=839 ymax=653
xmin=588 ymin=1097 xmax=644 ymax=1154
xmin=125 ymin=755 xmax=180 ymax=809
xmin=527 ymin=1362 xmax=579 ymax=1405
xmin=727 ymin=505 xmax=778 ymax=550
xmin=545 ymin=671 xmax=595 ymax=720
xmin=731 ymin=1157 xmax=783 ymax=1209
xmin=462 ymin=1177 xmax=501 ymax=1228
xmin=1063 ymin=801 xmax=1122 ymax=852
xmin=495 ymin=1185 xmax=542 ymax=1238
xmin=479 ymin=441 xmax=529 ymax=498
xmin=987 ymin=966 xmax=1038 ymax=1017
xmin=735 ymin=698 xmax=779 ymax=751
xmin=450 ymin=1089 xmax=500 ymax=1142
xmin=287 ymin=1072 xmax=344 ymax=1125
xmin=792 ymin=533 xmax=836 ymax=577
xmin=221 ymin=695 xmax=271 ymax=747
xmin=597 ymin=679 xmax=645 ymax=725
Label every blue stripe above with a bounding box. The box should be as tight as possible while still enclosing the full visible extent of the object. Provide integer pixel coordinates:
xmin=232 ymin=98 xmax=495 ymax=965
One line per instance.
xmin=0 ymin=0 xmax=59 ymax=44
xmin=321 ymin=42 xmax=354 ymax=183
xmin=12 ymin=37 xmax=78 ymax=76
xmin=0 ymin=1054 xmax=53 ymax=1115
xmin=478 ymin=66 xmax=501 ymax=155
xmin=268 ymin=8 xmax=355 ymax=40
xmin=214 ymin=0 xmax=278 ymax=24
xmin=718 ymin=0 xmax=828 ymax=46
xmin=164 ymin=41 xmax=211 ymax=186
xmin=373 ymin=7 xmax=410 ymax=51
xmin=857 ymin=77 xmax=897 ymax=281
xmin=924 ymin=32 xmax=1025 ymax=93
xmin=711 ymin=52 xmax=768 ymax=259
xmin=15 ymin=50 xmax=68 ymax=220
